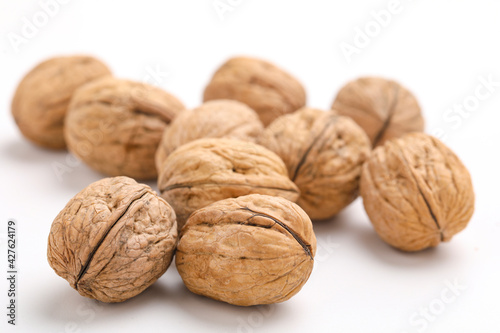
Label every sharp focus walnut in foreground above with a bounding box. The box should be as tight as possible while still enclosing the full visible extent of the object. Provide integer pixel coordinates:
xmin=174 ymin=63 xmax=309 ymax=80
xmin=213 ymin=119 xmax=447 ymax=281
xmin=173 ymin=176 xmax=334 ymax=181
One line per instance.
xmin=176 ymin=194 xmax=316 ymax=306
xmin=47 ymin=177 xmax=178 ymax=302
xmin=157 ymin=138 xmax=299 ymax=229
xmin=360 ymin=133 xmax=475 ymax=251
xmin=155 ymin=99 xmax=263 ymax=171
xmin=65 ymin=77 xmax=185 ymax=179
xmin=332 ymin=77 xmax=424 ymax=147
xmin=11 ymin=55 xmax=112 ymax=149
xmin=259 ymin=107 xmax=371 ymax=220
xmin=203 ymin=56 xmax=306 ymax=126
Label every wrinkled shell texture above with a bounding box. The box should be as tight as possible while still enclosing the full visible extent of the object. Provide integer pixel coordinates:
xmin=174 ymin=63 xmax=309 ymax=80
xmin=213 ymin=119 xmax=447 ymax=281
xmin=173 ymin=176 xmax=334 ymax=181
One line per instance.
xmin=203 ymin=57 xmax=306 ymax=126
xmin=332 ymin=77 xmax=424 ymax=147
xmin=65 ymin=77 xmax=185 ymax=179
xmin=47 ymin=176 xmax=178 ymax=302
xmin=155 ymin=99 xmax=263 ymax=171
xmin=360 ymin=133 xmax=475 ymax=252
xmin=11 ymin=56 xmax=111 ymax=149
xmin=158 ymin=138 xmax=299 ymax=229
xmin=259 ymin=107 xmax=371 ymax=220
xmin=176 ymin=194 xmax=316 ymax=306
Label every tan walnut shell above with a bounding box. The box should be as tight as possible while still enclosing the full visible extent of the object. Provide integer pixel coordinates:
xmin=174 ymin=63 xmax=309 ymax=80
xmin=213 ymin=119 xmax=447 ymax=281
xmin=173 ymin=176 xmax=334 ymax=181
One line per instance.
xmin=259 ymin=107 xmax=371 ymax=220
xmin=176 ymin=194 xmax=316 ymax=306
xmin=155 ymin=99 xmax=263 ymax=171
xmin=11 ymin=55 xmax=112 ymax=149
xmin=65 ymin=77 xmax=185 ymax=179
xmin=157 ymin=138 xmax=300 ymax=229
xmin=47 ymin=176 xmax=178 ymax=302
xmin=203 ymin=56 xmax=306 ymax=126
xmin=360 ymin=133 xmax=475 ymax=252
xmin=332 ymin=77 xmax=424 ymax=147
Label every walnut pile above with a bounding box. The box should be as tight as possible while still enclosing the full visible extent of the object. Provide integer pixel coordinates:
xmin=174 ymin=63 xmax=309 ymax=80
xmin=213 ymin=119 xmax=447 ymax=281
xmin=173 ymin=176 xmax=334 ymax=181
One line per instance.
xmin=155 ymin=99 xmax=263 ymax=171
xmin=259 ymin=107 xmax=371 ymax=220
xmin=360 ymin=133 xmax=475 ymax=251
xmin=176 ymin=194 xmax=316 ymax=306
xmin=203 ymin=57 xmax=306 ymax=126
xmin=65 ymin=77 xmax=185 ymax=179
xmin=157 ymin=138 xmax=299 ymax=229
xmin=11 ymin=56 xmax=111 ymax=149
xmin=47 ymin=177 xmax=178 ymax=302
xmin=332 ymin=77 xmax=424 ymax=147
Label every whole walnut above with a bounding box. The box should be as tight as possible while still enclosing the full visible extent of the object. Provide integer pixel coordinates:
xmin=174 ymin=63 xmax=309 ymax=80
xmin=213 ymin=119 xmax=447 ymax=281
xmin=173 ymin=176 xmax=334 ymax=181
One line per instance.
xmin=360 ymin=133 xmax=475 ymax=252
xmin=47 ymin=176 xmax=178 ymax=302
xmin=203 ymin=57 xmax=306 ymax=126
xmin=176 ymin=194 xmax=316 ymax=306
xmin=11 ymin=55 xmax=111 ymax=149
xmin=155 ymin=99 xmax=263 ymax=171
xmin=332 ymin=77 xmax=424 ymax=147
xmin=65 ymin=77 xmax=185 ymax=179
xmin=259 ymin=107 xmax=371 ymax=220
xmin=157 ymin=138 xmax=299 ymax=229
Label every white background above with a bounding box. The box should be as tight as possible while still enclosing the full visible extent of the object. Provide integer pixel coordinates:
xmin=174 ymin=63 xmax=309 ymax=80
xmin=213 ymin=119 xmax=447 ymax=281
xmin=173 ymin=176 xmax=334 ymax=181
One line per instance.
xmin=1 ymin=1 xmax=500 ymax=332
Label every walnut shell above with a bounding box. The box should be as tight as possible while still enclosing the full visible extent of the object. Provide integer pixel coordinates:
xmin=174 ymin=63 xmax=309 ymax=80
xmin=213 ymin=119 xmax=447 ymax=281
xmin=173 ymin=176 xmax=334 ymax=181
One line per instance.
xmin=11 ymin=55 xmax=112 ymax=149
xmin=47 ymin=177 xmax=178 ymax=302
xmin=157 ymin=138 xmax=299 ymax=229
xmin=360 ymin=133 xmax=475 ymax=252
xmin=203 ymin=57 xmax=306 ymax=126
xmin=65 ymin=77 xmax=185 ymax=179
xmin=332 ymin=77 xmax=424 ymax=147
xmin=176 ymin=194 xmax=316 ymax=306
xmin=155 ymin=99 xmax=263 ymax=171
xmin=259 ymin=107 xmax=371 ymax=220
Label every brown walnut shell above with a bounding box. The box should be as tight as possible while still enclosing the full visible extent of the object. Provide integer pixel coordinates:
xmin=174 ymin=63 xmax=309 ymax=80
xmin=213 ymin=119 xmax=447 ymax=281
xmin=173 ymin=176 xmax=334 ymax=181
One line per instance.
xmin=47 ymin=176 xmax=178 ymax=302
xmin=203 ymin=57 xmax=306 ymax=126
xmin=332 ymin=77 xmax=424 ymax=147
xmin=360 ymin=133 xmax=475 ymax=252
xmin=259 ymin=107 xmax=371 ymax=220
xmin=65 ymin=77 xmax=185 ymax=179
xmin=11 ymin=55 xmax=112 ymax=149
xmin=176 ymin=194 xmax=316 ymax=306
xmin=155 ymin=99 xmax=263 ymax=171
xmin=157 ymin=138 xmax=300 ymax=229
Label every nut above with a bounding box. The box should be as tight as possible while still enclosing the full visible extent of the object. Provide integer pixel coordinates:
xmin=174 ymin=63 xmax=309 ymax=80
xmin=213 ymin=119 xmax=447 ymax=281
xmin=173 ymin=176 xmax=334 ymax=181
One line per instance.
xmin=157 ymin=138 xmax=299 ymax=229
xmin=203 ymin=57 xmax=306 ymax=126
xmin=332 ymin=77 xmax=424 ymax=147
xmin=65 ymin=77 xmax=185 ymax=179
xmin=155 ymin=99 xmax=263 ymax=171
xmin=360 ymin=133 xmax=475 ymax=251
xmin=259 ymin=107 xmax=371 ymax=220
xmin=47 ymin=176 xmax=178 ymax=302
xmin=11 ymin=55 xmax=111 ymax=149
xmin=176 ymin=194 xmax=316 ymax=306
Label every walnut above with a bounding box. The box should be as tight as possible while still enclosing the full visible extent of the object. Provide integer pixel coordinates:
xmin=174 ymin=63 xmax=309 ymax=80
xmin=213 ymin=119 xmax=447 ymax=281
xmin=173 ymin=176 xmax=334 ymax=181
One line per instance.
xmin=332 ymin=77 xmax=424 ymax=147
xmin=157 ymin=138 xmax=299 ymax=229
xmin=11 ymin=55 xmax=111 ymax=149
xmin=65 ymin=77 xmax=185 ymax=180
xmin=47 ymin=177 xmax=178 ymax=302
xmin=360 ymin=133 xmax=475 ymax=252
xmin=259 ymin=107 xmax=371 ymax=220
xmin=155 ymin=99 xmax=263 ymax=171
xmin=176 ymin=194 xmax=316 ymax=306
xmin=203 ymin=57 xmax=306 ymax=126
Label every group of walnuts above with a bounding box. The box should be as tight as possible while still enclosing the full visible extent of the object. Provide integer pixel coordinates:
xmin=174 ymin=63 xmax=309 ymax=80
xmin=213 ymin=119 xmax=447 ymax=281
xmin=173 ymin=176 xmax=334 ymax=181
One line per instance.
xmin=11 ymin=55 xmax=475 ymax=306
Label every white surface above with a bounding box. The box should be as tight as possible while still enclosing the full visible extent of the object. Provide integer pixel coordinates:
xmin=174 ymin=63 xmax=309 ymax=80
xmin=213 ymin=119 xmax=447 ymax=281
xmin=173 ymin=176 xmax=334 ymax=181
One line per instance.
xmin=1 ymin=1 xmax=500 ymax=332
